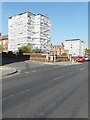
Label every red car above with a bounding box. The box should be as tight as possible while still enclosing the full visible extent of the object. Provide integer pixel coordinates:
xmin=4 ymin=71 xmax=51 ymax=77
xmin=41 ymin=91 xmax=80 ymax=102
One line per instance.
xmin=76 ymin=57 xmax=85 ymax=62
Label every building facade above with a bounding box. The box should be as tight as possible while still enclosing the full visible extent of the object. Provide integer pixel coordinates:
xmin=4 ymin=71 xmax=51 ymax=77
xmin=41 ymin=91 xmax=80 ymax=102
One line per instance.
xmin=51 ymin=43 xmax=68 ymax=56
xmin=64 ymin=39 xmax=85 ymax=56
xmin=8 ymin=12 xmax=51 ymax=52
xmin=0 ymin=33 xmax=8 ymax=52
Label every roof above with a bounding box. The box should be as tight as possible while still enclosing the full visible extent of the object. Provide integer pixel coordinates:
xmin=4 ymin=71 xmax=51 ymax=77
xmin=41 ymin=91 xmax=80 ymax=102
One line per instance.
xmin=65 ymin=39 xmax=80 ymax=41
xmin=0 ymin=35 xmax=8 ymax=40
xmin=9 ymin=12 xmax=50 ymax=20
xmin=65 ymin=39 xmax=85 ymax=43
xmin=37 ymin=14 xmax=50 ymax=20
xmin=9 ymin=11 xmax=35 ymax=19
xmin=53 ymin=45 xmax=64 ymax=47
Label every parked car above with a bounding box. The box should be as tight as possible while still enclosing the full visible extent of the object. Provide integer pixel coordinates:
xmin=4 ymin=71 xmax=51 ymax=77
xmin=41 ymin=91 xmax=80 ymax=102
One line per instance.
xmin=85 ymin=56 xmax=88 ymax=61
xmin=76 ymin=57 xmax=86 ymax=62
xmin=85 ymin=56 xmax=90 ymax=61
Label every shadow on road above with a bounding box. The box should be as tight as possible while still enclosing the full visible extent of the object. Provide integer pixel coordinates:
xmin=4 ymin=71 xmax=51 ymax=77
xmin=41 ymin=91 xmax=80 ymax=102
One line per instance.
xmin=2 ymin=57 xmax=27 ymax=66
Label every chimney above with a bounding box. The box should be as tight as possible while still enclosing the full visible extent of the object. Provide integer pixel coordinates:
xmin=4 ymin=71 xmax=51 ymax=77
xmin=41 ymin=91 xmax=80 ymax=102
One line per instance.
xmin=61 ymin=42 xmax=63 ymax=46
xmin=0 ymin=33 xmax=1 ymax=36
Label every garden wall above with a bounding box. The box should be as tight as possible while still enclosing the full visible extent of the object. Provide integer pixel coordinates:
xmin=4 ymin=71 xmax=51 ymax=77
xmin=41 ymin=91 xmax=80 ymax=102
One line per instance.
xmin=2 ymin=52 xmax=78 ymax=61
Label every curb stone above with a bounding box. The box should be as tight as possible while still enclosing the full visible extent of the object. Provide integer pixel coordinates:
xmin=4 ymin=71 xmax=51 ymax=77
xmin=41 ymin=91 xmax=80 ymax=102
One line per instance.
xmin=26 ymin=60 xmax=83 ymax=66
xmin=1 ymin=66 xmax=18 ymax=77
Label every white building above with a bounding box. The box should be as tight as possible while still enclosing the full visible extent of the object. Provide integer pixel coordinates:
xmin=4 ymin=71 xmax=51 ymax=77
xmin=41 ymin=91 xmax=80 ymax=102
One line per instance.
xmin=8 ymin=12 xmax=51 ymax=52
xmin=64 ymin=39 xmax=85 ymax=56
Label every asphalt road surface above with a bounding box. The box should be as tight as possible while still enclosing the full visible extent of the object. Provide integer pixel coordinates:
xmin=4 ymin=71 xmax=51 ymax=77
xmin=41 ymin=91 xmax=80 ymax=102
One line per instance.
xmin=2 ymin=59 xmax=88 ymax=118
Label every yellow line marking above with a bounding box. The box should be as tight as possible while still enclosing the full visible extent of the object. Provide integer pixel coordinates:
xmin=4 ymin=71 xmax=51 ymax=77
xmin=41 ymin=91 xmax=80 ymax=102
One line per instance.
xmin=44 ymin=62 xmax=52 ymax=64
xmin=73 ymin=62 xmax=82 ymax=64
xmin=0 ymin=66 xmax=10 ymax=70
xmin=0 ymin=70 xmax=20 ymax=80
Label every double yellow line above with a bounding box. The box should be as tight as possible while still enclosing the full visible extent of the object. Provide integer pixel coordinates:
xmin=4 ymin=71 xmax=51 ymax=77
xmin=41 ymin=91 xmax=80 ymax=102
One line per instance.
xmin=0 ymin=69 xmax=20 ymax=80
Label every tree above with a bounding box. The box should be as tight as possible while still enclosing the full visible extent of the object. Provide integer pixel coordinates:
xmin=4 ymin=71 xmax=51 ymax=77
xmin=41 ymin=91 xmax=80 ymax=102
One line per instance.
xmin=19 ymin=45 xmax=31 ymax=54
xmin=32 ymin=48 xmax=43 ymax=53
xmin=19 ymin=45 xmax=43 ymax=54
xmin=85 ymin=48 xmax=90 ymax=56
xmin=0 ymin=45 xmax=3 ymax=52
xmin=87 ymin=49 xmax=90 ymax=56
xmin=61 ymin=53 xmax=67 ymax=56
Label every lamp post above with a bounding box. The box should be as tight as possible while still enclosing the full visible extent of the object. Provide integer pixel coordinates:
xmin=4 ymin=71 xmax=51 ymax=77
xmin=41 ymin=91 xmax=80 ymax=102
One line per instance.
xmin=46 ymin=51 xmax=49 ymax=62
xmin=50 ymin=50 xmax=54 ymax=62
xmin=54 ymin=51 xmax=56 ymax=62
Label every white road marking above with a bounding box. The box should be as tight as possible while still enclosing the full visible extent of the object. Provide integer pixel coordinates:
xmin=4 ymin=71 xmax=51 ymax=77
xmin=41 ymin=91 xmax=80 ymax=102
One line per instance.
xmin=3 ymin=94 xmax=14 ymax=100
xmin=32 ymin=70 xmax=37 ymax=72
xmin=3 ymin=89 xmax=31 ymax=101
xmin=54 ymin=77 xmax=59 ymax=80
xmin=80 ymin=67 xmax=87 ymax=70
xmin=80 ymin=68 xmax=84 ymax=70
xmin=54 ymin=71 xmax=74 ymax=81
xmin=10 ymin=94 xmax=14 ymax=97
xmin=25 ymin=71 xmax=30 ymax=73
xmin=19 ymin=89 xmax=30 ymax=94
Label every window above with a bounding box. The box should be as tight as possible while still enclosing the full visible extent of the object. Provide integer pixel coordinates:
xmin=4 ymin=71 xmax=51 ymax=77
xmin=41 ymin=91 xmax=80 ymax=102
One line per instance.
xmin=32 ymin=38 xmax=35 ymax=40
xmin=27 ymin=22 xmax=31 ymax=25
xmin=61 ymin=48 xmax=63 ymax=51
xmin=53 ymin=47 xmax=55 ymax=50
xmin=61 ymin=51 xmax=64 ymax=54
xmin=57 ymin=52 xmax=59 ymax=55
xmin=9 ymin=17 xmax=12 ymax=19
xmin=27 ymin=37 xmax=31 ymax=39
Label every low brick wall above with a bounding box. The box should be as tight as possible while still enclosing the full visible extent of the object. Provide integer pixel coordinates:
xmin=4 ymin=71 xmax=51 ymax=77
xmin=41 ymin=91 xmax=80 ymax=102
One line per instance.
xmin=2 ymin=52 xmax=16 ymax=58
xmin=17 ymin=54 xmax=30 ymax=60
xmin=56 ymin=56 xmax=68 ymax=61
xmin=2 ymin=52 xmax=46 ymax=61
xmin=29 ymin=54 xmax=46 ymax=61
xmin=56 ymin=56 xmax=78 ymax=61
xmin=71 ymin=57 xmax=77 ymax=60
xmin=2 ymin=52 xmax=78 ymax=62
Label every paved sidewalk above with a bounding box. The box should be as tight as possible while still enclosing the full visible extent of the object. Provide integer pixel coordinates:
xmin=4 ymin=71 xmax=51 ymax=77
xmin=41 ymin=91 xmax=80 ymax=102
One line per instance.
xmin=28 ymin=60 xmax=82 ymax=65
xmin=0 ymin=66 xmax=17 ymax=78
xmin=50 ymin=61 xmax=82 ymax=65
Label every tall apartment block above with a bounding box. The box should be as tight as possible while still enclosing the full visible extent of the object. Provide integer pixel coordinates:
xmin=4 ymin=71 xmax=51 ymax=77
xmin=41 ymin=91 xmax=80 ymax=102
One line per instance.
xmin=64 ymin=39 xmax=85 ymax=56
xmin=8 ymin=12 xmax=51 ymax=52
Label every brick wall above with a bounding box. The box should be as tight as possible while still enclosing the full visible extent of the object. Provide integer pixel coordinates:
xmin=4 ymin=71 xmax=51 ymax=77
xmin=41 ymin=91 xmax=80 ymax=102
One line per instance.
xmin=56 ymin=56 xmax=68 ymax=61
xmin=2 ymin=53 xmax=46 ymax=61
xmin=2 ymin=52 xmax=78 ymax=61
xmin=71 ymin=57 xmax=77 ymax=60
xmin=29 ymin=54 xmax=46 ymax=61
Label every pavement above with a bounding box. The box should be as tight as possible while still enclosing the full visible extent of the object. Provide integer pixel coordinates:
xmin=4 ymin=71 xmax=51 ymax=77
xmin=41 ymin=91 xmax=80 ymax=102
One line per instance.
xmin=2 ymin=61 xmax=88 ymax=118
xmin=1 ymin=60 xmax=82 ymax=79
xmin=0 ymin=66 xmax=18 ymax=79
xmin=44 ymin=61 xmax=82 ymax=65
xmin=1 ymin=57 xmax=88 ymax=118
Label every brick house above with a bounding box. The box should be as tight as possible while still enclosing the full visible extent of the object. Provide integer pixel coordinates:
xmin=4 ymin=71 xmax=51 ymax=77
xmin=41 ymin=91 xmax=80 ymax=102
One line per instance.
xmin=0 ymin=33 xmax=8 ymax=52
xmin=51 ymin=43 xmax=68 ymax=56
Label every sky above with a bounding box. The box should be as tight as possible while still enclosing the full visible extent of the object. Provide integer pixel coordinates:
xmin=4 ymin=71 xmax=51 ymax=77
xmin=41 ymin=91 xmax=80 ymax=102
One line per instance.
xmin=1 ymin=2 xmax=88 ymax=48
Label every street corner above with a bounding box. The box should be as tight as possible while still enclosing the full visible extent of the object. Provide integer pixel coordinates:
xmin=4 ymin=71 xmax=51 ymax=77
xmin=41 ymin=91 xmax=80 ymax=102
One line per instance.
xmin=0 ymin=66 xmax=10 ymax=70
xmin=0 ymin=66 xmax=20 ymax=79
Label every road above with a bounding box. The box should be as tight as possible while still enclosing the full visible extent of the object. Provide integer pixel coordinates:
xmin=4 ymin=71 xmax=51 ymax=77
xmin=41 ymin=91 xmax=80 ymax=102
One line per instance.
xmin=2 ymin=58 xmax=88 ymax=118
